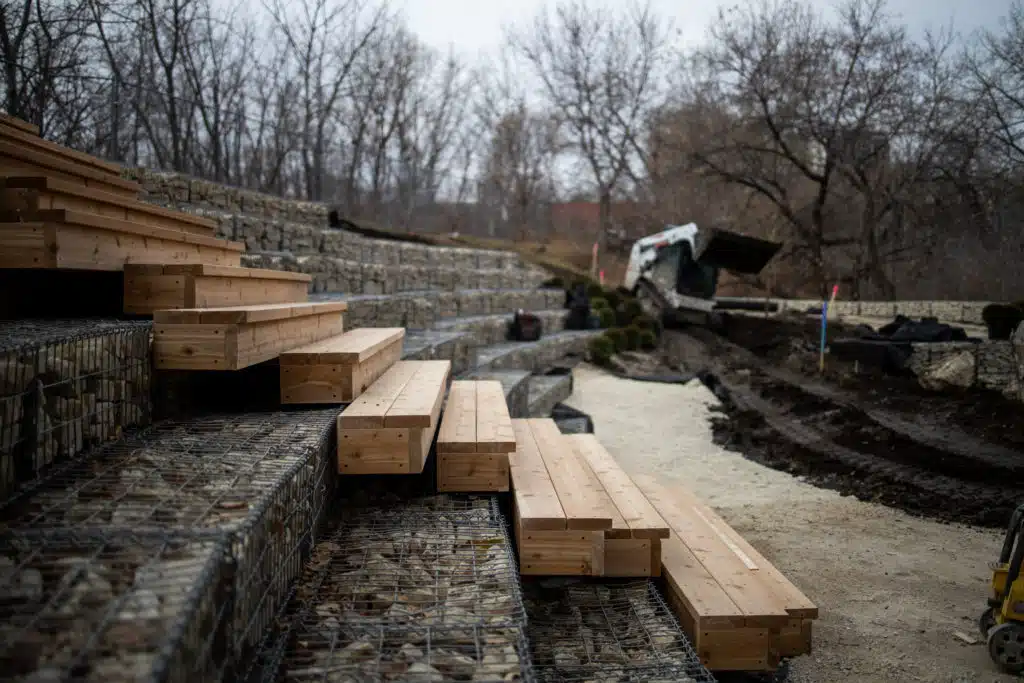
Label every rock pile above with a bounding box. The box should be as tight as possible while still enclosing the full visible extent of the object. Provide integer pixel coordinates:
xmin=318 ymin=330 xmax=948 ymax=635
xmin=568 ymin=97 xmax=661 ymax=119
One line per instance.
xmin=265 ymin=496 xmax=532 ymax=681
xmin=0 ymin=409 xmax=339 ymax=669
xmin=525 ymin=581 xmax=712 ymax=683
xmin=0 ymin=320 xmax=152 ymax=497
xmin=0 ymin=533 xmax=227 ymax=682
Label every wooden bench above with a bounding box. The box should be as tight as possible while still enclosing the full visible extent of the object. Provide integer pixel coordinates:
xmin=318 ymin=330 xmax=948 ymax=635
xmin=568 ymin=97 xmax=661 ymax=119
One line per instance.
xmin=436 ymin=381 xmax=516 ymax=492
xmin=337 ymin=360 xmax=451 ymax=474
xmin=0 ymin=210 xmax=242 ymax=271
xmin=279 ymin=327 xmax=405 ymax=404
xmin=0 ymin=139 xmax=141 ymax=199
xmin=1 ymin=175 xmax=216 ymax=236
xmin=124 ymin=263 xmax=310 ymax=314
xmin=509 ymin=419 xmax=668 ymax=577
xmin=153 ymin=301 xmax=346 ymax=371
xmin=633 ymin=474 xmax=818 ymax=672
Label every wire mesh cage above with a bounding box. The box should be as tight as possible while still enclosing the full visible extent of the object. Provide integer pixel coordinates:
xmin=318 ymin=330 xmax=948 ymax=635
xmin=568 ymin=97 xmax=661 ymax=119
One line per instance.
xmin=524 ymin=580 xmax=716 ymax=683
xmin=265 ymin=623 xmax=535 ymax=683
xmin=0 ymin=319 xmax=153 ymax=498
xmin=0 ymin=529 xmax=231 ymax=683
xmin=0 ymin=409 xmax=340 ymax=663
xmin=293 ymin=496 xmax=524 ymax=628
xmin=248 ymin=496 xmax=529 ymax=682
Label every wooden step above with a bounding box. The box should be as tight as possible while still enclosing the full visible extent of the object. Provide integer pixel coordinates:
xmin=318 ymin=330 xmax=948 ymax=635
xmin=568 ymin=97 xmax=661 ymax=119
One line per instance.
xmin=0 ymin=120 xmax=121 ymax=176
xmin=0 ymin=139 xmax=141 ymax=199
xmin=153 ymin=301 xmax=347 ymax=371
xmin=0 ymin=210 xmax=243 ymax=271
xmin=124 ymin=263 xmax=310 ymax=314
xmin=0 ymin=113 xmax=40 ymax=136
xmin=337 ymin=360 xmax=451 ymax=474
xmin=1 ymin=175 xmax=215 ymax=236
xmin=436 ymin=380 xmax=516 ymax=492
xmin=509 ymin=420 xmax=665 ymax=578
xmin=279 ymin=327 xmax=405 ymax=404
xmin=632 ymin=474 xmax=818 ymax=672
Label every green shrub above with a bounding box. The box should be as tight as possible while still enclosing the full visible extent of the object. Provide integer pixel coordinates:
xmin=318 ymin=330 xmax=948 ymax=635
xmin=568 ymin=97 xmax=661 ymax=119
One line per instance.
xmin=617 ymin=298 xmax=644 ymax=327
xmin=982 ymin=303 xmax=1024 ymax=340
xmin=590 ymin=296 xmax=610 ymax=311
xmin=638 ymin=329 xmax=658 ymax=350
xmin=597 ymin=307 xmax=617 ymax=328
xmin=586 ymin=282 xmax=605 ymax=299
xmin=623 ymin=325 xmax=641 ymax=351
xmin=634 ymin=313 xmax=663 ymax=338
xmin=588 ymin=335 xmax=615 ymax=366
xmin=603 ymin=289 xmax=621 ymax=310
xmin=605 ymin=328 xmax=628 ymax=352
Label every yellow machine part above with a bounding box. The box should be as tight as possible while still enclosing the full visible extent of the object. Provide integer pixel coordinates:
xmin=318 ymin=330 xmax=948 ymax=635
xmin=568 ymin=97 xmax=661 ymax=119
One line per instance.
xmin=993 ymin=564 xmax=1024 ymax=623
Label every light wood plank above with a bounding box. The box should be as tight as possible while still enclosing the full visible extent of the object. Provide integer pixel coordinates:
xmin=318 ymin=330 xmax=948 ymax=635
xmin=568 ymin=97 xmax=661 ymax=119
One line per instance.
xmin=437 ymin=452 xmax=510 ymax=492
xmin=634 ymin=474 xmax=789 ymax=628
xmin=0 ymin=120 xmax=122 ymax=175
xmin=338 ymin=361 xmax=420 ymax=429
xmin=2 ymin=175 xmax=214 ymax=234
xmin=0 ymin=113 xmax=41 ymax=136
xmin=437 ymin=381 xmax=478 ymax=453
xmin=567 ymin=434 xmax=670 ymax=540
xmin=338 ymin=429 xmax=411 ymax=474
xmin=528 ymin=419 xmax=614 ymax=532
xmin=604 ymin=538 xmax=653 ymax=577
xmin=156 ymin=263 xmax=310 ymax=282
xmin=8 ymin=209 xmax=243 ymax=251
xmin=279 ymin=327 xmax=404 ymax=365
xmin=153 ymin=301 xmax=346 ymax=325
xmin=664 ymin=481 xmax=818 ymax=620
xmin=383 ymin=360 xmax=451 ymax=428
xmin=0 ymin=140 xmax=139 ymax=197
xmin=475 ymin=380 xmax=516 ymax=453
xmin=509 ymin=419 xmax=566 ymax=531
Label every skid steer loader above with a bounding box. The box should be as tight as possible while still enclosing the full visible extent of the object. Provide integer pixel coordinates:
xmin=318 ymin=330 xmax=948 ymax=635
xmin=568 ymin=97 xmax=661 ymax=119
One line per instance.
xmin=622 ymin=223 xmax=783 ymax=327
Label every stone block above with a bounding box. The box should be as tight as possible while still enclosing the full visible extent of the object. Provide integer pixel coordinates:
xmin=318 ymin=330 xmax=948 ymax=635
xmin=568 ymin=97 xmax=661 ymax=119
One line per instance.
xmin=476 ymin=251 xmax=501 ymax=270
xmin=896 ymin=301 xmax=932 ymax=319
xmin=430 ymin=268 xmax=457 ymax=291
xmin=909 ymin=342 xmax=976 ymax=391
xmin=281 ymin=223 xmax=318 ymax=254
xmin=962 ymin=302 xmax=987 ymax=325
xmin=930 ymin=302 xmax=965 ymax=323
xmin=976 ymin=341 xmax=1018 ymax=398
xmin=437 ymin=292 xmax=458 ymax=318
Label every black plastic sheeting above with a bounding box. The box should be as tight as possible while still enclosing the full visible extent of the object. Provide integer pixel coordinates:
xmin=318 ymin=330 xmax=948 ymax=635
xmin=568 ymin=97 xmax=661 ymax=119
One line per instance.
xmin=551 ymin=404 xmax=594 ymax=435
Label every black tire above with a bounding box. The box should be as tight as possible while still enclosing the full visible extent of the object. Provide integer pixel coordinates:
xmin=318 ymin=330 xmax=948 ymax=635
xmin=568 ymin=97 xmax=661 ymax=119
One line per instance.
xmin=979 ymin=606 xmax=998 ymax=639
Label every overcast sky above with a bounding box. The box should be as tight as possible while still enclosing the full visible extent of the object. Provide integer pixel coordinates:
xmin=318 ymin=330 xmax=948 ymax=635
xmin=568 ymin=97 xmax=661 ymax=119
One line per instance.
xmin=399 ymin=0 xmax=1011 ymax=58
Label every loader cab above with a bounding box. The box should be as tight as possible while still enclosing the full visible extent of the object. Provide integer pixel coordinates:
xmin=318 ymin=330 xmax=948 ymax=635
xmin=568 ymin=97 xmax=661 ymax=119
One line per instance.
xmin=647 ymin=240 xmax=719 ymax=300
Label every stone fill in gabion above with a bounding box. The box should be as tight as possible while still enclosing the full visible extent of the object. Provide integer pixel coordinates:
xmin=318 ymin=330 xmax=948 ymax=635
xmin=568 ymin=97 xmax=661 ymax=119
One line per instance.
xmin=0 ymin=319 xmax=152 ymax=498
xmin=0 ymin=530 xmax=229 ymax=683
xmin=525 ymin=580 xmax=715 ymax=683
xmin=255 ymin=496 xmax=531 ymax=681
xmin=0 ymin=409 xmax=339 ymax=662
xmin=268 ymin=624 xmax=534 ymax=683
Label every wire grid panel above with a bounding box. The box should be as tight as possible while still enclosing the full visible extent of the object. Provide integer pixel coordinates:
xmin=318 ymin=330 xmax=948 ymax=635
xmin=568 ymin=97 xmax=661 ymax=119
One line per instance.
xmin=525 ymin=580 xmax=716 ymax=683
xmin=0 ymin=529 xmax=231 ymax=683
xmin=0 ymin=319 xmax=153 ymax=498
xmin=290 ymin=496 xmax=527 ymax=629
xmin=0 ymin=409 xmax=340 ymax=662
xmin=271 ymin=624 xmax=535 ymax=683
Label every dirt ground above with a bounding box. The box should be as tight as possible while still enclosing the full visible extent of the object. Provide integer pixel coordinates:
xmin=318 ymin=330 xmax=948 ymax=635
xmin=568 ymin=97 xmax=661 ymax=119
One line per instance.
xmin=565 ymin=364 xmax=1019 ymax=683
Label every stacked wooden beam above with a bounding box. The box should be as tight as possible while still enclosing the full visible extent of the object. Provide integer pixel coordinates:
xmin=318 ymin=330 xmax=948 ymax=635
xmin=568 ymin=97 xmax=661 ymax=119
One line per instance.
xmin=337 ymin=360 xmax=451 ymax=474
xmin=436 ymin=380 xmax=516 ymax=492
xmin=279 ymin=327 xmax=405 ymax=404
xmin=634 ymin=475 xmax=818 ymax=671
xmin=509 ymin=418 xmax=669 ymax=577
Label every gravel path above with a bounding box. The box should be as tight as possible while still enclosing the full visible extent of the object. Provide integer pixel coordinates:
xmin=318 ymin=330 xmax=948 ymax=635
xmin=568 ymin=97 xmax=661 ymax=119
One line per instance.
xmin=565 ymin=364 xmax=1017 ymax=683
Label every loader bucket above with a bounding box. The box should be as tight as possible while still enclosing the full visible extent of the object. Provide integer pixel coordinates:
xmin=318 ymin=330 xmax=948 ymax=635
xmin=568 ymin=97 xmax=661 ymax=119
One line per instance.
xmin=694 ymin=227 xmax=782 ymax=275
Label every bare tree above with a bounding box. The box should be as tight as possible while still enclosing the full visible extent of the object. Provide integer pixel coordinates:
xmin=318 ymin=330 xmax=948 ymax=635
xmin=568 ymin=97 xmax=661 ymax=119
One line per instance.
xmin=263 ymin=0 xmax=385 ymax=200
xmin=969 ymin=0 xmax=1024 ymax=170
xmin=506 ymin=0 xmax=670 ymax=251
xmin=688 ymin=0 xmax=958 ymax=296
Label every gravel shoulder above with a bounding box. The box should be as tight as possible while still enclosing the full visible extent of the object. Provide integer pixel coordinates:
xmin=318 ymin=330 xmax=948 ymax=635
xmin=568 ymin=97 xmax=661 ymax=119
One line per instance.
xmin=565 ymin=363 xmax=1017 ymax=683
